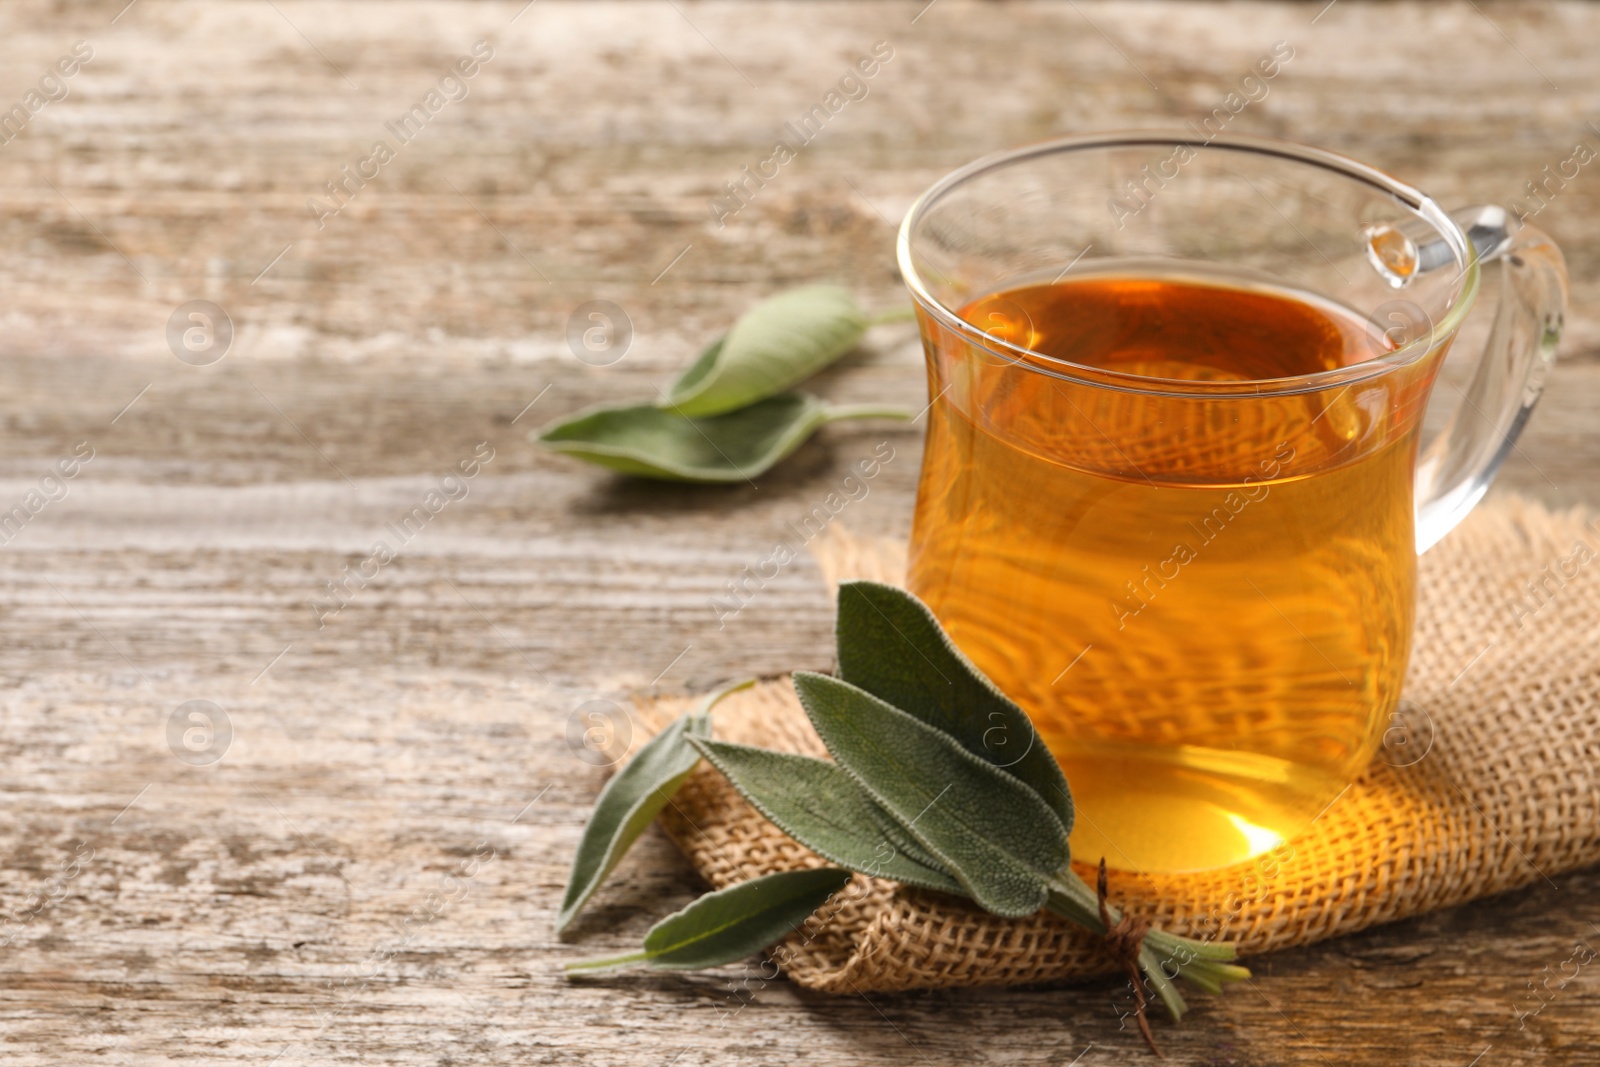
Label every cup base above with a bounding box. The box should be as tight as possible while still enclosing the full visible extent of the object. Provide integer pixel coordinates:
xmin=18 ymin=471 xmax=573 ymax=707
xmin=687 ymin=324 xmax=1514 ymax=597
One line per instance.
xmin=1058 ymin=739 xmax=1341 ymax=874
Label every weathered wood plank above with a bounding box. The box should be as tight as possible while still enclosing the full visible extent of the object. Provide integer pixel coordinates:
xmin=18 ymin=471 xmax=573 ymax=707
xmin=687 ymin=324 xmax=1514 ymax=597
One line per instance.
xmin=0 ymin=1 xmax=1598 ymax=1064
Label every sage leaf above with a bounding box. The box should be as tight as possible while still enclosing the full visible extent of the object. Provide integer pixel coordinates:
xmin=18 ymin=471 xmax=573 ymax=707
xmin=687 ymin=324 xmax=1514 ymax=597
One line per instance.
xmin=836 ymin=581 xmax=1074 ymax=837
xmin=792 ymin=671 xmax=1067 ymax=918
xmin=691 ymin=738 xmax=964 ymax=895
xmin=860 ymin=794 xmax=955 ymax=880
xmin=663 ymin=286 xmax=870 ymax=417
xmin=557 ymin=679 xmax=754 ymax=933
xmin=566 ymin=866 xmax=851 ymax=973
xmin=537 ymin=393 xmax=908 ymax=484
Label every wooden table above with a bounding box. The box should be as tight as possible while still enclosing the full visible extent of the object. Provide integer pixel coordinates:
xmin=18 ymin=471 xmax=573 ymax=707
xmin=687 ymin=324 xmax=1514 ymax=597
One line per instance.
xmin=1 ymin=1 xmax=1597 ymax=1063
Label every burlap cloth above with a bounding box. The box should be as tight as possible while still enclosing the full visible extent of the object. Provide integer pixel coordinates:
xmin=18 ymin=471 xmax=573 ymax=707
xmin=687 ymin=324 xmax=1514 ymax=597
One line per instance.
xmin=635 ymin=497 xmax=1600 ymax=993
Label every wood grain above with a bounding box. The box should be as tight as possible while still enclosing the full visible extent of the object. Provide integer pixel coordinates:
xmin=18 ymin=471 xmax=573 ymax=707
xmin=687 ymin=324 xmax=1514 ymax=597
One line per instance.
xmin=0 ymin=1 xmax=1598 ymax=1064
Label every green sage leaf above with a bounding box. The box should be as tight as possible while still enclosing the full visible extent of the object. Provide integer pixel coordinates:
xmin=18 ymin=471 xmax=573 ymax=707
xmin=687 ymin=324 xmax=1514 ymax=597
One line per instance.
xmin=663 ymin=286 xmax=870 ymax=417
xmin=557 ymin=679 xmax=754 ymax=933
xmin=835 ymin=581 xmax=1075 ymax=837
xmin=566 ymin=866 xmax=852 ymax=973
xmin=792 ymin=671 xmax=1068 ymax=918
xmin=860 ymin=793 xmax=955 ymax=880
xmin=537 ymin=393 xmax=907 ymax=484
xmin=691 ymin=738 xmax=964 ymax=895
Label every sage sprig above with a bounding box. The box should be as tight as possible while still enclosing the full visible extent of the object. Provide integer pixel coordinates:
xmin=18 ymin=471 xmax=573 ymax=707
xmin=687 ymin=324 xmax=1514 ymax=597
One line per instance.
xmin=558 ymin=582 xmax=1249 ymax=1052
xmin=557 ymin=679 xmax=753 ymax=933
xmin=538 ymin=393 xmax=907 ymax=483
xmin=536 ymin=286 xmax=913 ymax=483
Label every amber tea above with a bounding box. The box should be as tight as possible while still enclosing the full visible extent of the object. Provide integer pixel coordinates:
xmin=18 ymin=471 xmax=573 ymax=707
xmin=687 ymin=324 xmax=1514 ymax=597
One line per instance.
xmin=900 ymin=135 xmax=1564 ymax=874
xmin=908 ymin=273 xmax=1442 ymax=872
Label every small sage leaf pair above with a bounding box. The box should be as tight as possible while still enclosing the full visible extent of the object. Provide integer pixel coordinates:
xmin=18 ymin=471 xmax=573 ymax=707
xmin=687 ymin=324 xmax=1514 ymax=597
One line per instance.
xmin=536 ymin=286 xmax=912 ymax=483
xmin=539 ymin=393 xmax=907 ymax=484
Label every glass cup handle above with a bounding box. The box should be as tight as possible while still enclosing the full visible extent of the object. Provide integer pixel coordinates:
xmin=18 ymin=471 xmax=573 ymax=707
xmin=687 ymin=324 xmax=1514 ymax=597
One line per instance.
xmin=1412 ymin=206 xmax=1568 ymax=553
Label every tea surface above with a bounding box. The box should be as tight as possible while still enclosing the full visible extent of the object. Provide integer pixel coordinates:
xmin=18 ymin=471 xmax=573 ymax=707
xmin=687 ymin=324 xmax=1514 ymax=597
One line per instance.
xmin=909 ymin=274 xmax=1424 ymax=872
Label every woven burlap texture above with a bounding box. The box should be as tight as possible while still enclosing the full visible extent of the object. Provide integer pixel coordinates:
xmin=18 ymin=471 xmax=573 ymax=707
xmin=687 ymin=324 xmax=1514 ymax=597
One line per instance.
xmin=637 ymin=497 xmax=1600 ymax=994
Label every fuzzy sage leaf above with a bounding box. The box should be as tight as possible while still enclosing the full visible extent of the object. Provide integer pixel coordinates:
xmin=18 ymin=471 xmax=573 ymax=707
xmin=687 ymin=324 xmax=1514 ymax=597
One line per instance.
xmin=792 ymin=670 xmax=1068 ymax=918
xmin=690 ymin=738 xmax=964 ymax=895
xmin=663 ymin=286 xmax=870 ymax=417
xmin=557 ymin=679 xmax=754 ymax=933
xmin=566 ymin=866 xmax=851 ymax=973
xmin=836 ymin=580 xmax=1073 ymax=836
xmin=537 ymin=393 xmax=907 ymax=483
xmin=558 ymin=581 xmax=1250 ymax=1040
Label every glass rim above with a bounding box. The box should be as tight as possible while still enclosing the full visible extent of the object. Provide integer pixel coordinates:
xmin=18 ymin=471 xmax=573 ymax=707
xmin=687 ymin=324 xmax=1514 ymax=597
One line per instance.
xmin=896 ymin=130 xmax=1482 ymax=398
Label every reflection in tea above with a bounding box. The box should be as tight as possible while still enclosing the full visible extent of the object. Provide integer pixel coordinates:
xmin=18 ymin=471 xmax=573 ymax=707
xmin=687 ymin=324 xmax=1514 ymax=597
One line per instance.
xmin=908 ymin=273 xmax=1445 ymax=872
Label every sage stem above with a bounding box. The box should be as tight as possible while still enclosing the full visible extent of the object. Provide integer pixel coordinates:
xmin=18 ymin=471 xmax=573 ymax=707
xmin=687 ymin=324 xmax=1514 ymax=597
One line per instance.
xmin=867 ymin=306 xmax=918 ymax=326
xmin=1138 ymin=945 xmax=1188 ymax=1020
xmin=822 ymin=404 xmax=914 ymax=422
xmin=564 ymin=950 xmax=653 ymax=973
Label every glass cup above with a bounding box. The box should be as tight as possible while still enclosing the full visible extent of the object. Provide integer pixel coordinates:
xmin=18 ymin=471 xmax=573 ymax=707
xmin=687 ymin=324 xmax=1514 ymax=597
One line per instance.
xmin=897 ymin=133 xmax=1566 ymax=874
